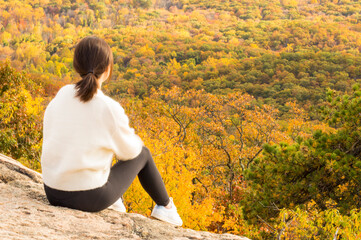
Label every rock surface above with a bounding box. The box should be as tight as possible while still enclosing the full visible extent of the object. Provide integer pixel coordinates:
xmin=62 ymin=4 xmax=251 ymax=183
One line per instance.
xmin=0 ymin=154 xmax=250 ymax=240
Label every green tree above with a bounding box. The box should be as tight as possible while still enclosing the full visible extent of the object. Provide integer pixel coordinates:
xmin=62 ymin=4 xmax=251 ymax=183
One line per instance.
xmin=243 ymin=85 xmax=361 ymax=236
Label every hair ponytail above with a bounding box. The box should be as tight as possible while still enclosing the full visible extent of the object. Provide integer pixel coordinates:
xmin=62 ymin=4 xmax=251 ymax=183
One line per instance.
xmin=75 ymin=73 xmax=99 ymax=102
xmin=73 ymin=36 xmax=113 ymax=102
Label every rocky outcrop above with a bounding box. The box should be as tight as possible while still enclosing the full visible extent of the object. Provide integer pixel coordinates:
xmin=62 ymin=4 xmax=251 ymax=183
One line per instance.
xmin=0 ymin=154 xmax=250 ymax=240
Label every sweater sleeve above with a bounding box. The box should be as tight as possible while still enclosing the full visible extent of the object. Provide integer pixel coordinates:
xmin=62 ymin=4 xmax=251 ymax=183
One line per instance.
xmin=109 ymin=101 xmax=144 ymax=160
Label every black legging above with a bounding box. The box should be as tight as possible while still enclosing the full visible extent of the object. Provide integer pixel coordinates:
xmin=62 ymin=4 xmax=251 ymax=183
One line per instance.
xmin=44 ymin=147 xmax=170 ymax=212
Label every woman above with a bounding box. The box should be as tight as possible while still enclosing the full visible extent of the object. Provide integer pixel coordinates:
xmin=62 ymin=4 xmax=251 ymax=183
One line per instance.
xmin=41 ymin=36 xmax=182 ymax=226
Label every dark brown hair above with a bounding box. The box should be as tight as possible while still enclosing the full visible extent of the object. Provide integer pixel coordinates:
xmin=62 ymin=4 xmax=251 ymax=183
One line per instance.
xmin=73 ymin=36 xmax=113 ymax=102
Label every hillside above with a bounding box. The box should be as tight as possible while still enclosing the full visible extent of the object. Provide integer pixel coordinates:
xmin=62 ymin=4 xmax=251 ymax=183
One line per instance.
xmin=1 ymin=0 xmax=361 ymax=110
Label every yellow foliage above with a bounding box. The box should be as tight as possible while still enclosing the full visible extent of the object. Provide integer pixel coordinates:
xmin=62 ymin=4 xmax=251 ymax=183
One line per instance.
xmin=228 ymin=37 xmax=239 ymax=46
xmin=0 ymin=31 xmax=12 ymax=44
xmin=0 ymin=64 xmax=44 ymax=171
xmin=275 ymin=205 xmax=361 ymax=239
xmin=249 ymin=43 xmax=259 ymax=49
xmin=136 ymin=44 xmax=155 ymax=58
xmin=167 ymin=58 xmax=181 ymax=75
xmin=119 ymin=88 xmax=296 ymax=234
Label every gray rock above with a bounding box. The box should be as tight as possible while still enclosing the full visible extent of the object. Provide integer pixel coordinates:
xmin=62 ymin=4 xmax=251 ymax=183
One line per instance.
xmin=0 ymin=154 xmax=250 ymax=240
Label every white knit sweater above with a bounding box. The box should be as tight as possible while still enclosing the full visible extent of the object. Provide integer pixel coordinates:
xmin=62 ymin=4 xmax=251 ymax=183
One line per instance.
xmin=41 ymin=84 xmax=143 ymax=191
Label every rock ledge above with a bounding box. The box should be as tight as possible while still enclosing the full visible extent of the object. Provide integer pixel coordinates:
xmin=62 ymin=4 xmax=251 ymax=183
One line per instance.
xmin=0 ymin=154 xmax=250 ymax=240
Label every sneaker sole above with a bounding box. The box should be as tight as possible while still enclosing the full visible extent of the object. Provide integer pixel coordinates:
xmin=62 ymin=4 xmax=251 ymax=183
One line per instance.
xmin=151 ymin=212 xmax=182 ymax=226
xmin=108 ymin=206 xmax=126 ymax=213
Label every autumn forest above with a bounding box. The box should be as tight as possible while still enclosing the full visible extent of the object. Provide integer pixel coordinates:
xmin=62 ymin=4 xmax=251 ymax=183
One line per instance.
xmin=1 ymin=0 xmax=361 ymax=239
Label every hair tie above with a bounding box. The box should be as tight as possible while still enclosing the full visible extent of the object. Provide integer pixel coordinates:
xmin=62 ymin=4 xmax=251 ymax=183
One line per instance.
xmin=80 ymin=71 xmax=94 ymax=77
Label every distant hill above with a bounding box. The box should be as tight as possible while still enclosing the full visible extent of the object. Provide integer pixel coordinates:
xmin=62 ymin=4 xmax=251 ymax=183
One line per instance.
xmin=1 ymin=0 xmax=361 ymax=111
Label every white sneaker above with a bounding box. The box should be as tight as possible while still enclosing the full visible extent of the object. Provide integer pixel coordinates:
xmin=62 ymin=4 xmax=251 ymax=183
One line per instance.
xmin=108 ymin=198 xmax=126 ymax=213
xmin=150 ymin=198 xmax=183 ymax=226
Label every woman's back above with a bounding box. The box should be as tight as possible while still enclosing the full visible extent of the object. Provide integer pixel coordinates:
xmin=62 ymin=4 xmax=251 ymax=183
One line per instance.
xmin=41 ymin=84 xmax=143 ymax=191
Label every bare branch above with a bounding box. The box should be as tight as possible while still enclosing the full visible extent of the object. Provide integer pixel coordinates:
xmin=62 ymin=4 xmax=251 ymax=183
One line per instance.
xmin=246 ymin=148 xmax=263 ymax=169
xmin=257 ymin=215 xmax=276 ymax=232
xmin=333 ymin=228 xmax=339 ymax=240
